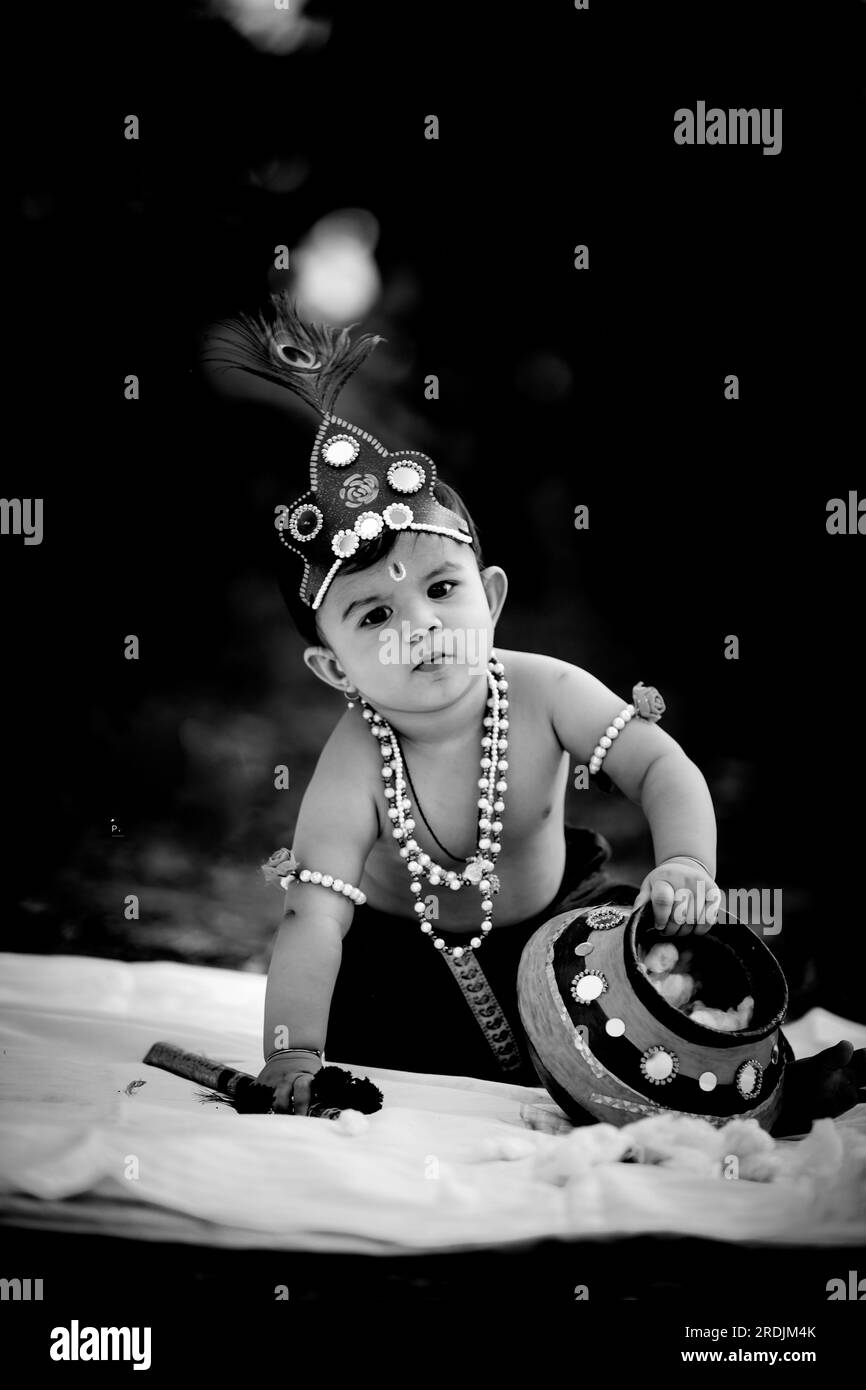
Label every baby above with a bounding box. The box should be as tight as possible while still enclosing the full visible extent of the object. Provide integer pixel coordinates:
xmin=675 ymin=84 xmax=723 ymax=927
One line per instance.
xmin=259 ymin=518 xmax=863 ymax=1132
xmin=209 ymin=298 xmax=864 ymax=1132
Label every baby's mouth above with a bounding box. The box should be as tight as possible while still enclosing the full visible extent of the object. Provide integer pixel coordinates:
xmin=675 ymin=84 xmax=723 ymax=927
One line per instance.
xmin=413 ymin=650 xmax=451 ymax=671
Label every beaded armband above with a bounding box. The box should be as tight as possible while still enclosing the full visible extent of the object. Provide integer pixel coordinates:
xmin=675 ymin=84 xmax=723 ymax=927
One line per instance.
xmin=261 ymin=847 xmax=367 ymax=905
xmin=589 ymin=682 xmax=665 ymax=777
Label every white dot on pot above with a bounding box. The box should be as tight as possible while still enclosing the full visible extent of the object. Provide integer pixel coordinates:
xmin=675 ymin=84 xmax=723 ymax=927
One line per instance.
xmin=644 ymin=1050 xmax=675 ymax=1081
xmin=572 ymin=972 xmax=606 ymax=1001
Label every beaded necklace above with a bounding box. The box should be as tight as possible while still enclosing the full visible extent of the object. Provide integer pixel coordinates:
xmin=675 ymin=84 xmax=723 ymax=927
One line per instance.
xmin=394 ymin=743 xmax=465 ymax=863
xmin=359 ymin=652 xmax=509 ymax=957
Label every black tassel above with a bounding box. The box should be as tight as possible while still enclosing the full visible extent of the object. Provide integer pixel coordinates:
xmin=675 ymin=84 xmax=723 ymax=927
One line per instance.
xmin=304 ymin=1066 xmax=384 ymax=1116
xmin=197 ymin=1064 xmax=384 ymax=1118
xmin=204 ymin=293 xmax=384 ymax=416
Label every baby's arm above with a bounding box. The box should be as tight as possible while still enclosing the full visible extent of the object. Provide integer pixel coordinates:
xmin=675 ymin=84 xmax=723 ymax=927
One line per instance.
xmin=545 ymin=658 xmax=717 ymax=928
xmin=261 ymin=716 xmax=381 ymax=1112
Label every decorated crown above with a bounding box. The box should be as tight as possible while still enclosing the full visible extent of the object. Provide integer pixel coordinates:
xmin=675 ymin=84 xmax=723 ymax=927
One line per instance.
xmin=207 ymin=295 xmax=473 ymax=611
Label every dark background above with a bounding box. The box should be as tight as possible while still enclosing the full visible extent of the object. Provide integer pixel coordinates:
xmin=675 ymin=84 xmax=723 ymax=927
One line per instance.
xmin=4 ymin=0 xmax=864 ymax=1021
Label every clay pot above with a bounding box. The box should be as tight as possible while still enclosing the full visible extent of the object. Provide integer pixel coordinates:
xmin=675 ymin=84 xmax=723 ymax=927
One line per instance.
xmin=517 ymin=900 xmax=790 ymax=1129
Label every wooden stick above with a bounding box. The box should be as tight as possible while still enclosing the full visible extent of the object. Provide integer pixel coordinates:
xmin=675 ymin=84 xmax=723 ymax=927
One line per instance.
xmin=143 ymin=1042 xmax=275 ymax=1112
xmin=142 ymin=1042 xmax=384 ymax=1116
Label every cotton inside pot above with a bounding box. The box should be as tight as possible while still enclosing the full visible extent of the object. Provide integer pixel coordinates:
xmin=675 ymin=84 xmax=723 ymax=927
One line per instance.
xmin=637 ymin=939 xmax=755 ymax=1033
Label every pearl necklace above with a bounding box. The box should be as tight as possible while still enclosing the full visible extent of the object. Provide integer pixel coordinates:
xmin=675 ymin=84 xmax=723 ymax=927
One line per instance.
xmin=359 ymin=652 xmax=509 ymax=957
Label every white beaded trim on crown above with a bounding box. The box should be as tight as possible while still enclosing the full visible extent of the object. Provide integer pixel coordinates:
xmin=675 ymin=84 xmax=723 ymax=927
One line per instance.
xmin=309 ymin=524 xmax=473 ymax=610
xmin=283 ymin=866 xmax=367 ymax=906
xmin=327 ymin=414 xmax=389 ymax=457
xmin=406 ymin=523 xmax=473 ymax=542
xmin=588 ymin=704 xmax=635 ymax=775
xmin=312 ymin=558 xmax=344 ymax=610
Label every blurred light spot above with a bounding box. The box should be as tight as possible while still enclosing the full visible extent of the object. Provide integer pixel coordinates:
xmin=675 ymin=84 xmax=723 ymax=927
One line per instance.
xmin=248 ymin=157 xmax=309 ymax=194
xmin=240 ymin=956 xmax=267 ymax=973
xmin=289 ymin=209 xmax=382 ymax=323
xmin=179 ymin=713 xmax=272 ymax=796
xmin=381 ymin=267 xmax=421 ymax=316
xmin=22 ymin=192 xmax=56 ymax=221
xmin=711 ymin=757 xmax=753 ymax=812
xmin=212 ymin=0 xmax=331 ymax=55
xmin=514 ymin=352 xmax=573 ymax=402
xmin=138 ymin=842 xmax=195 ymax=884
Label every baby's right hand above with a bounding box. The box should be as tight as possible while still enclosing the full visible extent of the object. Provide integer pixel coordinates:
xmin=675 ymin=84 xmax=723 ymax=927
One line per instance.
xmin=256 ymin=1055 xmax=323 ymax=1116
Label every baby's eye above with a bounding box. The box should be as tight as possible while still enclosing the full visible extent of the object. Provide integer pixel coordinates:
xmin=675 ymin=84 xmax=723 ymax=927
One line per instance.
xmin=429 ymin=581 xmax=457 ymax=598
xmin=359 ymin=606 xmax=391 ymax=628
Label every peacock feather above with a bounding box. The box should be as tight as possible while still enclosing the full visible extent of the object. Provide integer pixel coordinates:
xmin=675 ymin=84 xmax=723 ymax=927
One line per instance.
xmin=204 ymin=292 xmax=383 ymax=416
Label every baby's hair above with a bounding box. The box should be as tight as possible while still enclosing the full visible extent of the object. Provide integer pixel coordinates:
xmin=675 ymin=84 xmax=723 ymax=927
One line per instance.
xmin=276 ymin=480 xmax=485 ymax=647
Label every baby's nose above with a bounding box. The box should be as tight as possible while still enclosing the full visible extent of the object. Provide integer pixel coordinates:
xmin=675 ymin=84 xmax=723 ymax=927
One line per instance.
xmin=409 ymin=616 xmax=442 ymax=639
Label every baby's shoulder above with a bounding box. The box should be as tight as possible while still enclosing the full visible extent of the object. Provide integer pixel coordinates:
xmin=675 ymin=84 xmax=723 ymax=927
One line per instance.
xmin=311 ymin=706 xmax=382 ymax=787
xmin=496 ymin=647 xmax=572 ymax=701
xmin=296 ymin=708 xmax=382 ymax=844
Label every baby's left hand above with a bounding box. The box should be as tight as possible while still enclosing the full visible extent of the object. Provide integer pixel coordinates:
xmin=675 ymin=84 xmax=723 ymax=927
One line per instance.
xmin=633 ymin=859 xmax=721 ymax=937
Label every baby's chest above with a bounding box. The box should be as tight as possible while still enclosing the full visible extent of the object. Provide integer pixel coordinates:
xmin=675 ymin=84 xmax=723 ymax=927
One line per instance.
xmin=386 ymin=717 xmax=569 ymax=854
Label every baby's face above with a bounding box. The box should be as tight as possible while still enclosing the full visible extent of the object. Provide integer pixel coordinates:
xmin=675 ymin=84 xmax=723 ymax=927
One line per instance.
xmin=316 ymin=532 xmax=501 ymax=713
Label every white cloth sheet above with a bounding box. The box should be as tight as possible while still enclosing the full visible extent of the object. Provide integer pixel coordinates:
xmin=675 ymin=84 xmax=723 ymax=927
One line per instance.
xmin=1 ymin=953 xmax=864 ymax=1255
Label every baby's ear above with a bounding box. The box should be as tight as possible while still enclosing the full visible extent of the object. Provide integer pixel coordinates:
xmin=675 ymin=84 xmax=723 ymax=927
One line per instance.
xmin=302 ymin=645 xmax=346 ymax=691
xmin=481 ymin=564 xmax=508 ymax=622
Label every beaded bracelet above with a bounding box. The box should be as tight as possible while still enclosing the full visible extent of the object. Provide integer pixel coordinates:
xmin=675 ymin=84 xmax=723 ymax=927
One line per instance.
xmin=265 ymin=1047 xmax=324 ymax=1065
xmin=588 ymin=682 xmax=666 ymax=776
xmin=290 ymin=867 xmax=366 ymax=905
xmin=589 ymin=704 xmax=634 ymax=775
xmin=261 ymin=849 xmax=367 ymax=905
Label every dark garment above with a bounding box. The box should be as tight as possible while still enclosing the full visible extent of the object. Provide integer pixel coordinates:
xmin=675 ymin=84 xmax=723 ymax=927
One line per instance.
xmin=325 ymin=824 xmax=639 ymax=1086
